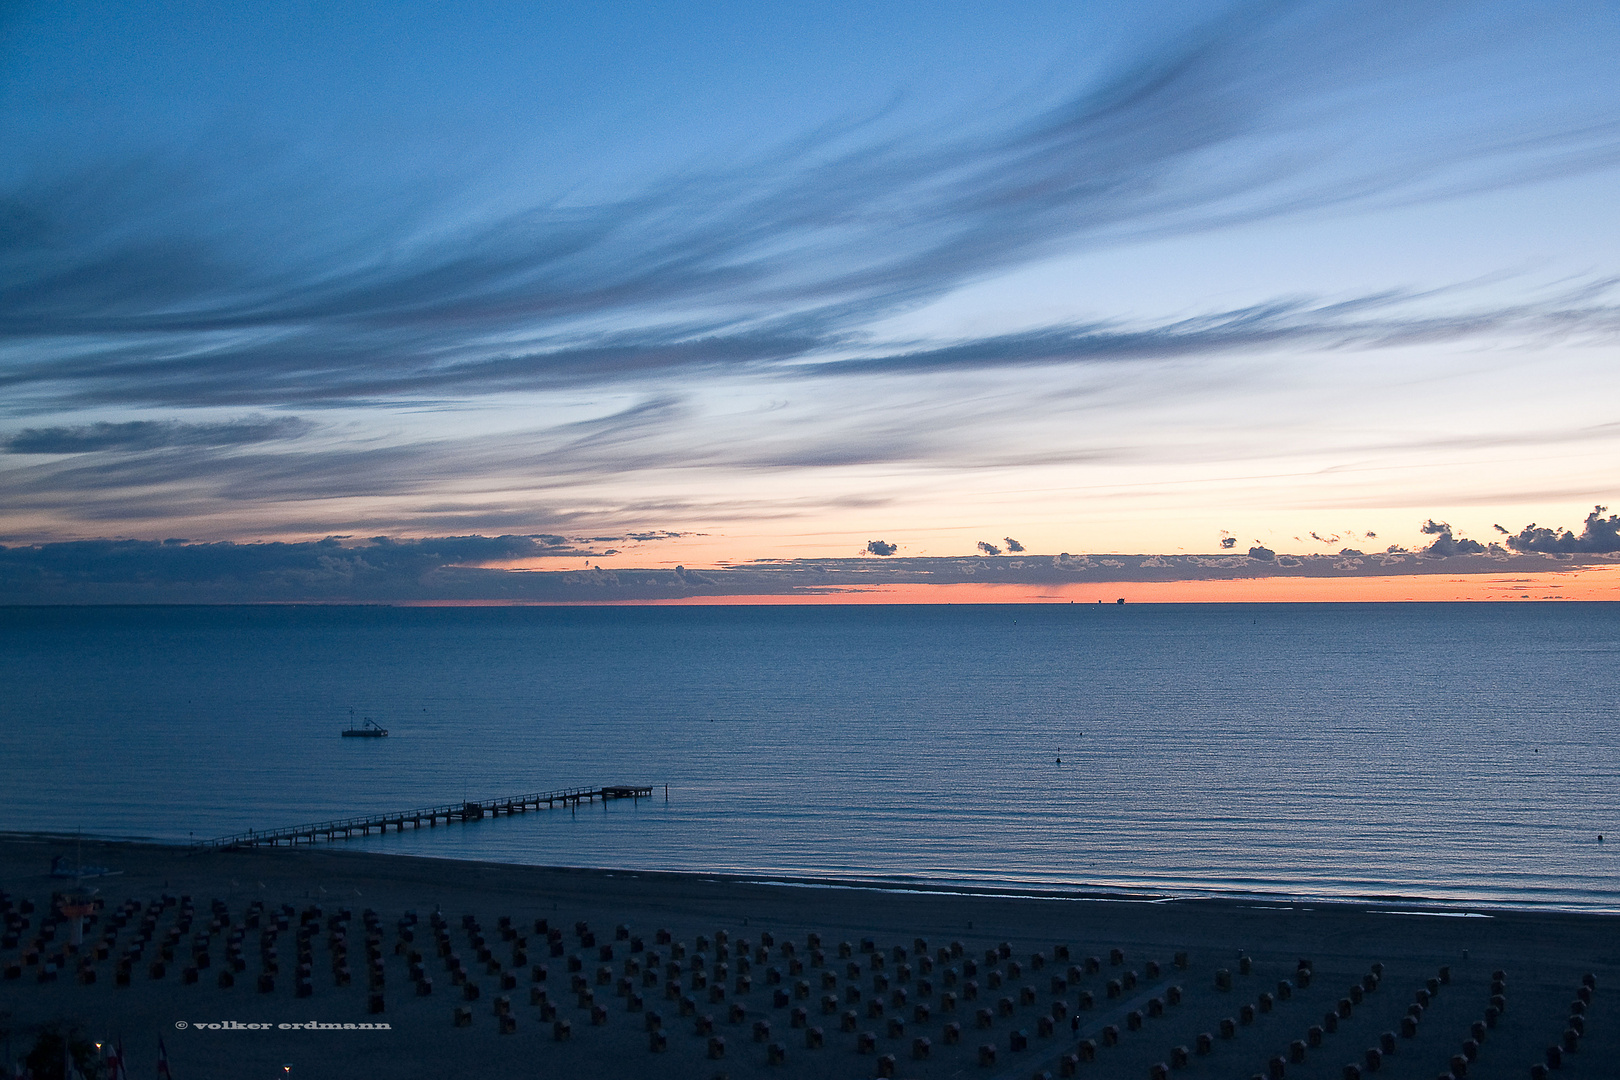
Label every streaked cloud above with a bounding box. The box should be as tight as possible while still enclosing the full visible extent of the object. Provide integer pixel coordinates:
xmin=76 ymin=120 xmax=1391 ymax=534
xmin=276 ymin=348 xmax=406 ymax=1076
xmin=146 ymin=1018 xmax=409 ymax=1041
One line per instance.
xmin=3 ymin=2 xmax=1617 ymax=412
xmin=3 ymin=415 xmax=310 ymax=454
xmin=3 ymin=0 xmax=1618 ymax=569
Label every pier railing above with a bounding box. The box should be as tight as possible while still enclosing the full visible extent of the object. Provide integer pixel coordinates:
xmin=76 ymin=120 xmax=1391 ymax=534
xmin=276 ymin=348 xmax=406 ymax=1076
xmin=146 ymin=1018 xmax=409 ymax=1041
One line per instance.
xmin=190 ymin=784 xmax=657 ymax=852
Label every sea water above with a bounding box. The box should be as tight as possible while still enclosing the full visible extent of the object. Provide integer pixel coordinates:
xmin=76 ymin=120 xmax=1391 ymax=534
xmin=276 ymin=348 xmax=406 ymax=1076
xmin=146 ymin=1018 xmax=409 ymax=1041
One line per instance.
xmin=1 ymin=603 xmax=1616 ymax=908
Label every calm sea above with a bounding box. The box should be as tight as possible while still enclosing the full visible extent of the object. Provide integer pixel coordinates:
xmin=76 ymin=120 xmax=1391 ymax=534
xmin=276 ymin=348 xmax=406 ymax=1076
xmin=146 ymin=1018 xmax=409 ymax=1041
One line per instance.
xmin=1 ymin=604 xmax=1616 ymax=909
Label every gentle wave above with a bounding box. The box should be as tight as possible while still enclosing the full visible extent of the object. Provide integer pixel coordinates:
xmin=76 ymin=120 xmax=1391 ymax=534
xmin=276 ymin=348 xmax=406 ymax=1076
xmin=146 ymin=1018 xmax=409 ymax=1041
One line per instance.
xmin=1 ymin=603 xmax=1616 ymax=908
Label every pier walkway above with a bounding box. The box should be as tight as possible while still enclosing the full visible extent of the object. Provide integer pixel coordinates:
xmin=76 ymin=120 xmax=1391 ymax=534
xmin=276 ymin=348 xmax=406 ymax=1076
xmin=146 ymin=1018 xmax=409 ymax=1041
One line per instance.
xmin=190 ymin=784 xmax=658 ymax=851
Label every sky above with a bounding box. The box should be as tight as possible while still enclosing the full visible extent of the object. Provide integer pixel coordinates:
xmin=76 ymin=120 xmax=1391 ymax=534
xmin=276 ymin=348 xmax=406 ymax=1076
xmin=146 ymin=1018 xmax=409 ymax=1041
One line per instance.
xmin=3 ymin=0 xmax=1620 ymax=602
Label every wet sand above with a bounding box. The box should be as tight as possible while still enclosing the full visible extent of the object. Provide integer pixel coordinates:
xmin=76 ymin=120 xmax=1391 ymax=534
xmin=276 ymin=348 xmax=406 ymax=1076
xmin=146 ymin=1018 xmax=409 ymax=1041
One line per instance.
xmin=0 ymin=835 xmax=1612 ymax=1079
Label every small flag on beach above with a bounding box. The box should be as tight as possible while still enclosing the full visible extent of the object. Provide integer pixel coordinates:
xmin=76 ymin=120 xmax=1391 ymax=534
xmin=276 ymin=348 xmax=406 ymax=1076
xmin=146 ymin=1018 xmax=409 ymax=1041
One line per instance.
xmin=109 ymin=1040 xmax=129 ymax=1080
xmin=156 ymin=1038 xmax=173 ymax=1080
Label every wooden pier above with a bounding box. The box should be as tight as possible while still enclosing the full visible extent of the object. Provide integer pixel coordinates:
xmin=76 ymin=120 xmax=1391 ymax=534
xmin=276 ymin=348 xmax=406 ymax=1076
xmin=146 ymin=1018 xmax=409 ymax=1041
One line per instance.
xmin=190 ymin=784 xmax=658 ymax=852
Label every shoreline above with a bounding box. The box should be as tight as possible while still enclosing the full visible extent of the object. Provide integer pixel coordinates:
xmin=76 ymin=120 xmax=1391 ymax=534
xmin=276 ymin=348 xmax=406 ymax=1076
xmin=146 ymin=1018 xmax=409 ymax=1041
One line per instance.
xmin=8 ymin=830 xmax=1615 ymax=918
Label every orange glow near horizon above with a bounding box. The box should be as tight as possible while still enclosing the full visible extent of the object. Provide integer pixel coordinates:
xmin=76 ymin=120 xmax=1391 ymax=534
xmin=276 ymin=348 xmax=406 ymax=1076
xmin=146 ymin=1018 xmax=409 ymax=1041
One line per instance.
xmin=399 ymin=565 xmax=1620 ymax=605
xmin=637 ymin=569 xmax=1620 ymax=604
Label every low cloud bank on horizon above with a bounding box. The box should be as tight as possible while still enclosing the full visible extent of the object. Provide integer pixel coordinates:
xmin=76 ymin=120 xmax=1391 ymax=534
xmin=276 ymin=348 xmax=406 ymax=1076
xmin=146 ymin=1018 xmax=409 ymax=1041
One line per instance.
xmin=2 ymin=509 xmax=1616 ymax=604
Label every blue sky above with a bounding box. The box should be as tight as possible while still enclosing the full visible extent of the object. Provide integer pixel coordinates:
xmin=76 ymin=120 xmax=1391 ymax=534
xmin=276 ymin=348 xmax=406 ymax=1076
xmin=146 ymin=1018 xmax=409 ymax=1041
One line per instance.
xmin=3 ymin=0 xmax=1620 ymax=599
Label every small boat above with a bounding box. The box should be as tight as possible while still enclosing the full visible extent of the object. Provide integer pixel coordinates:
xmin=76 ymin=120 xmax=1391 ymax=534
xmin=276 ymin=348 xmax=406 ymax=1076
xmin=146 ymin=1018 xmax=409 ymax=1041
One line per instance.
xmin=342 ymin=717 xmax=389 ymax=738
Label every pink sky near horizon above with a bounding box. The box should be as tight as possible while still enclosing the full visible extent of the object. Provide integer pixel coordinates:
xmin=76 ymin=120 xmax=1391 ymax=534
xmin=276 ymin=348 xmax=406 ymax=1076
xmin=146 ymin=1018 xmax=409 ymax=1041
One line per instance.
xmin=398 ymin=565 xmax=1620 ymax=605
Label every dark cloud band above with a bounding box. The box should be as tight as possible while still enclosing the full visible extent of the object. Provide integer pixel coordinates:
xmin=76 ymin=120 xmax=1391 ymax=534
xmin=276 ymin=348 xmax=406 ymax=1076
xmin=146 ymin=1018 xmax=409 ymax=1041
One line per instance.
xmin=3 ymin=416 xmax=310 ymax=454
xmin=0 ymin=530 xmax=1609 ymax=604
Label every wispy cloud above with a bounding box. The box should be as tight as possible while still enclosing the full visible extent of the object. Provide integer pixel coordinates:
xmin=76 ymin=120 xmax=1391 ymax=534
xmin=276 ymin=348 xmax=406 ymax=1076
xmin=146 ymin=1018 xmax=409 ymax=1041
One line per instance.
xmin=3 ymin=1 xmax=1617 ymax=410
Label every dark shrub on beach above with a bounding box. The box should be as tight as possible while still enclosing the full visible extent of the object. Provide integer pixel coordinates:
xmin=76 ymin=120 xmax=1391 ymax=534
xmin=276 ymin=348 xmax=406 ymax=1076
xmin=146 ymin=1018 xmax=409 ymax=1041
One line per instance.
xmin=25 ymin=1023 xmax=103 ymax=1080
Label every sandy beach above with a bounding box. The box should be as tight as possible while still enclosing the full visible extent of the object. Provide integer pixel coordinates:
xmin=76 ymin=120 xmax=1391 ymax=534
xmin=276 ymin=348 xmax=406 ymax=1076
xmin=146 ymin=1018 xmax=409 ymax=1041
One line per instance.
xmin=0 ymin=835 xmax=1612 ymax=1079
